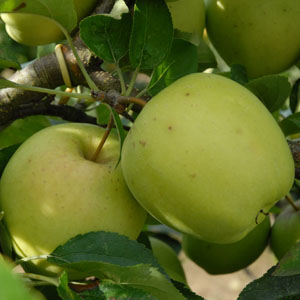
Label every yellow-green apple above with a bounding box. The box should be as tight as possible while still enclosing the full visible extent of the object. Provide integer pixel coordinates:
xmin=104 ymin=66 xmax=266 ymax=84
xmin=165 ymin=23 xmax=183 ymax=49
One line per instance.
xmin=149 ymin=237 xmax=186 ymax=283
xmin=270 ymin=200 xmax=300 ymax=260
xmin=121 ymin=73 xmax=294 ymax=244
xmin=205 ymin=0 xmax=300 ymax=78
xmin=165 ymin=0 xmax=205 ymax=44
xmin=182 ymin=217 xmax=270 ymax=274
xmin=0 ymin=123 xmax=147 ymax=276
xmin=1 ymin=0 xmax=98 ymax=46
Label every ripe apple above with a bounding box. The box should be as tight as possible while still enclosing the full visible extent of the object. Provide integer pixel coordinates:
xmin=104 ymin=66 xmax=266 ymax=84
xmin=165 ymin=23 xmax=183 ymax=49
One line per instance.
xmin=149 ymin=236 xmax=186 ymax=283
xmin=165 ymin=0 xmax=205 ymax=44
xmin=182 ymin=217 xmax=270 ymax=274
xmin=0 ymin=0 xmax=98 ymax=46
xmin=121 ymin=73 xmax=294 ymax=244
xmin=270 ymin=200 xmax=300 ymax=260
xmin=0 ymin=123 xmax=147 ymax=276
xmin=205 ymin=0 xmax=300 ymax=78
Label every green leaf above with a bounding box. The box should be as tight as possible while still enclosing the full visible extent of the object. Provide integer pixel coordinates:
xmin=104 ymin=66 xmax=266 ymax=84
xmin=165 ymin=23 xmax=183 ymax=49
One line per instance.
xmin=280 ymin=112 xmax=300 ymax=136
xmin=273 ymin=243 xmax=300 ymax=276
xmin=290 ymin=79 xmax=300 ymax=113
xmin=0 ymin=144 xmax=20 ymax=176
xmin=172 ymin=281 xmax=205 ymax=300
xmin=130 ymin=0 xmax=173 ymax=70
xmin=238 ymin=266 xmax=300 ymax=300
xmin=72 ymin=285 xmax=105 ymax=300
xmin=0 ymin=260 xmax=40 ymax=300
xmin=100 ymin=281 xmax=158 ymax=300
xmin=0 ymin=0 xmax=77 ymax=33
xmin=197 ymin=39 xmax=217 ymax=72
xmin=0 ymin=115 xmax=51 ymax=150
xmin=96 ymin=103 xmax=111 ymax=124
xmin=230 ymin=64 xmax=248 ymax=85
xmin=57 ymin=272 xmax=82 ymax=300
xmin=0 ymin=78 xmax=18 ymax=89
xmin=246 ymin=75 xmax=291 ymax=113
xmin=149 ymin=38 xmax=198 ymax=96
xmin=0 ymin=220 xmax=13 ymax=258
xmin=80 ymin=12 xmax=132 ymax=63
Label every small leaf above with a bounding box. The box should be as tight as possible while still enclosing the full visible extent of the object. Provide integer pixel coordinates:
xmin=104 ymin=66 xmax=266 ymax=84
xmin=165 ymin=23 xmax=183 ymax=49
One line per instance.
xmin=245 ymin=75 xmax=291 ymax=113
xmin=100 ymin=281 xmax=158 ymax=300
xmin=95 ymin=103 xmax=111 ymax=124
xmin=130 ymin=0 xmax=173 ymax=70
xmin=238 ymin=266 xmax=300 ymax=300
xmin=0 ymin=144 xmax=20 ymax=176
xmin=172 ymin=281 xmax=205 ymax=300
xmin=80 ymin=13 xmax=132 ymax=63
xmin=0 ymin=115 xmax=51 ymax=150
xmin=230 ymin=64 xmax=248 ymax=85
xmin=57 ymin=272 xmax=82 ymax=300
xmin=149 ymin=38 xmax=198 ymax=96
xmin=273 ymin=243 xmax=300 ymax=276
xmin=0 ymin=78 xmax=19 ymax=89
xmin=280 ymin=112 xmax=300 ymax=136
xmin=290 ymin=79 xmax=300 ymax=113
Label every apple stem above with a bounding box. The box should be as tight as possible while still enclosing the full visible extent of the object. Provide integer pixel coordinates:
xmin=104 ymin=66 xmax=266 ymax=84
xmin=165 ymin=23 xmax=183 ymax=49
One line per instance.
xmin=91 ymin=115 xmax=114 ymax=162
xmin=285 ymin=195 xmax=300 ymax=212
xmin=119 ymin=96 xmax=147 ymax=107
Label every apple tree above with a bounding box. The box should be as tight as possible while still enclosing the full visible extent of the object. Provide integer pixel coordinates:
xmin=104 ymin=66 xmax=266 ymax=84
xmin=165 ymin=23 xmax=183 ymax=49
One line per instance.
xmin=0 ymin=0 xmax=300 ymax=299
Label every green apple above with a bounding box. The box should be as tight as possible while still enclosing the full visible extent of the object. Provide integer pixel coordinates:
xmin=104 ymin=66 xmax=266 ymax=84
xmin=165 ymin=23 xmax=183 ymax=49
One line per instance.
xmin=149 ymin=236 xmax=186 ymax=283
xmin=182 ymin=217 xmax=270 ymax=274
xmin=165 ymin=0 xmax=205 ymax=44
xmin=270 ymin=200 xmax=300 ymax=260
xmin=205 ymin=0 xmax=300 ymax=78
xmin=0 ymin=123 xmax=147 ymax=276
xmin=0 ymin=0 xmax=98 ymax=46
xmin=121 ymin=73 xmax=294 ymax=244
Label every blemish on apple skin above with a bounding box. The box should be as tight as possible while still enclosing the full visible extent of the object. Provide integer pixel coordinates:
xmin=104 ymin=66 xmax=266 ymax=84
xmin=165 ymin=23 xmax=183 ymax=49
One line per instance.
xmin=132 ymin=142 xmax=135 ymax=148
xmin=235 ymin=128 xmax=243 ymax=135
xmin=189 ymin=173 xmax=197 ymax=178
xmin=185 ymin=92 xmax=190 ymax=96
xmin=168 ymin=126 xmax=173 ymax=131
xmin=153 ymin=117 xmax=157 ymax=121
xmin=139 ymin=140 xmax=147 ymax=147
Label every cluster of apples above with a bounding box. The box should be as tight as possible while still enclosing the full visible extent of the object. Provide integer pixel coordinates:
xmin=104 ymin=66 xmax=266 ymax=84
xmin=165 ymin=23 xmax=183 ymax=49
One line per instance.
xmin=0 ymin=0 xmax=299 ymax=281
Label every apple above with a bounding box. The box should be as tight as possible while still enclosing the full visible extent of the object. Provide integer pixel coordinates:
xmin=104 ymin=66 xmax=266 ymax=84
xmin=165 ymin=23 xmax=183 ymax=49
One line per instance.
xmin=182 ymin=217 xmax=270 ymax=274
xmin=165 ymin=0 xmax=205 ymax=44
xmin=0 ymin=0 xmax=98 ymax=46
xmin=205 ymin=0 xmax=300 ymax=78
xmin=149 ymin=236 xmax=186 ymax=283
xmin=270 ymin=200 xmax=300 ymax=260
xmin=121 ymin=73 xmax=294 ymax=244
xmin=0 ymin=123 xmax=147 ymax=276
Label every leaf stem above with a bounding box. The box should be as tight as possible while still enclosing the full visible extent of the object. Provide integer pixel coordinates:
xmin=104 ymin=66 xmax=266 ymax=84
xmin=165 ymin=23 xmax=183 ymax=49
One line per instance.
xmin=91 ymin=115 xmax=114 ymax=162
xmin=21 ymin=273 xmax=59 ymax=287
xmin=119 ymin=96 xmax=147 ymax=107
xmin=116 ymin=65 xmax=127 ymax=95
xmin=125 ymin=66 xmax=140 ymax=96
xmin=285 ymin=194 xmax=300 ymax=212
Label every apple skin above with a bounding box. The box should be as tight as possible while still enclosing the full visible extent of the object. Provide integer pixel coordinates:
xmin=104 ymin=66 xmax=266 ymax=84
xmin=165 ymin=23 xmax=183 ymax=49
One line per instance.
xmin=165 ymin=0 xmax=205 ymax=43
xmin=182 ymin=217 xmax=270 ymax=274
xmin=205 ymin=0 xmax=300 ymax=78
xmin=1 ymin=0 xmax=98 ymax=46
xmin=121 ymin=73 xmax=294 ymax=244
xmin=270 ymin=200 xmax=300 ymax=260
xmin=149 ymin=237 xmax=186 ymax=284
xmin=0 ymin=123 xmax=147 ymax=276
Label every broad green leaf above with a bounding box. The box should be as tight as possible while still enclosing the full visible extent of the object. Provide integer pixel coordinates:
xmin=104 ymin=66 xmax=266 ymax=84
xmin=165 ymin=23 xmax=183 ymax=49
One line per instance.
xmin=230 ymin=64 xmax=248 ymax=85
xmin=0 ymin=144 xmax=20 ymax=176
xmin=197 ymin=39 xmax=217 ymax=72
xmin=280 ymin=112 xmax=300 ymax=136
xmin=273 ymin=243 xmax=300 ymax=276
xmin=0 ymin=115 xmax=51 ymax=150
xmin=0 ymin=220 xmax=13 ymax=258
xmin=48 ymin=231 xmax=163 ymax=272
xmin=100 ymin=281 xmax=158 ymax=300
xmin=149 ymin=38 xmax=198 ymax=96
xmin=80 ymin=13 xmax=132 ymax=63
xmin=130 ymin=0 xmax=173 ymax=70
xmin=0 ymin=260 xmax=40 ymax=300
xmin=57 ymin=272 xmax=82 ymax=300
xmin=246 ymin=75 xmax=291 ymax=113
xmin=96 ymin=103 xmax=111 ymax=124
xmin=238 ymin=266 xmax=300 ymax=300
xmin=290 ymin=78 xmax=300 ymax=113
xmin=0 ymin=0 xmax=77 ymax=33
